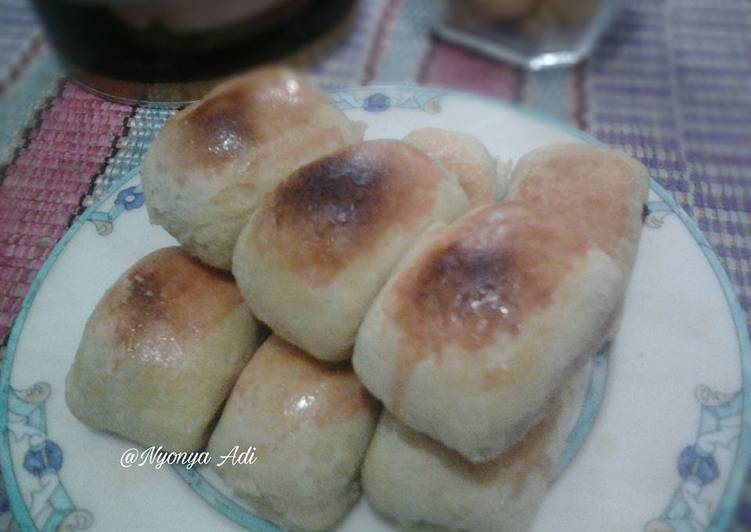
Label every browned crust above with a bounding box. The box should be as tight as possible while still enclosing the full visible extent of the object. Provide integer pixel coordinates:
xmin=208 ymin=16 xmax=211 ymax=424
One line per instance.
xmin=162 ymin=66 xmax=339 ymax=171
xmin=386 ymin=202 xmax=588 ymax=407
xmin=248 ymin=139 xmax=444 ymax=287
xmin=510 ymin=144 xmax=642 ymax=258
xmin=96 ymin=247 xmax=244 ymax=356
xmin=384 ymin=145 xmax=644 ymax=408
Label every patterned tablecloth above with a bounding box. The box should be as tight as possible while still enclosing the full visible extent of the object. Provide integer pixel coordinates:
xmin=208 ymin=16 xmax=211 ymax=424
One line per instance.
xmin=0 ymin=0 xmax=750 ymax=530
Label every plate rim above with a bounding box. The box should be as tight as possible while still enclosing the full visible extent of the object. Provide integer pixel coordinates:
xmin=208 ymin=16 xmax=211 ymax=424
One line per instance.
xmin=1 ymin=84 xmax=748 ymax=532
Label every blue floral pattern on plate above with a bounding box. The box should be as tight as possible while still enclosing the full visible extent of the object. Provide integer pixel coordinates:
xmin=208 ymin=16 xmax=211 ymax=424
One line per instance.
xmin=3 ymin=383 xmax=92 ymax=530
xmin=646 ymin=387 xmax=741 ymax=531
xmin=88 ymin=185 xmax=144 ymax=236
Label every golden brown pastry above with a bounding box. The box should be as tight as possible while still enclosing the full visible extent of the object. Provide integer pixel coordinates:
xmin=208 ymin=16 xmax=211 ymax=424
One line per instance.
xmin=403 ymin=127 xmax=501 ymax=206
xmin=506 ymin=143 xmax=648 ymax=277
xmin=362 ymin=361 xmax=590 ymax=532
xmin=232 ymin=139 xmax=472 ymax=361
xmin=141 ymin=66 xmax=364 ymax=270
xmin=208 ymin=335 xmax=379 ymax=531
xmin=353 ymin=143 xmax=648 ymax=462
xmin=66 ymin=246 xmax=258 ymax=452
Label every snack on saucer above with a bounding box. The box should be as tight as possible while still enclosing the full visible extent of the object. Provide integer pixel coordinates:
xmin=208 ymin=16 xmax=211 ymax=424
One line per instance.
xmin=458 ymin=0 xmax=541 ymax=20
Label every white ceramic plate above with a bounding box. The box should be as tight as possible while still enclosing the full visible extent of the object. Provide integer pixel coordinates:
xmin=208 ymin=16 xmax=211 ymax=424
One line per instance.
xmin=1 ymin=86 xmax=749 ymax=532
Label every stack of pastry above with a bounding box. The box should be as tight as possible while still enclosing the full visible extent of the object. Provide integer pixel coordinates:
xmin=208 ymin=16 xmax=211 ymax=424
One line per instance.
xmin=65 ymin=66 xmax=648 ymax=531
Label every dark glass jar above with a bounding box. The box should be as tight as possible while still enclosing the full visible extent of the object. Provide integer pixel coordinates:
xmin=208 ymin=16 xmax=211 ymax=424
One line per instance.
xmin=30 ymin=0 xmax=356 ymax=104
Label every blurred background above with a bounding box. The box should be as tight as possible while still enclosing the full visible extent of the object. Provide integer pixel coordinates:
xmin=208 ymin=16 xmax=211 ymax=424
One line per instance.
xmin=0 ymin=0 xmax=750 ymax=529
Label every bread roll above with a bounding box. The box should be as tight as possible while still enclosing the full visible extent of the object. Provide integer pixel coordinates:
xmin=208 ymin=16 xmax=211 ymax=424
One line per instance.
xmin=362 ymin=361 xmax=590 ymax=532
xmin=507 ymin=143 xmax=649 ymax=277
xmin=207 ymin=336 xmax=379 ymax=531
xmin=353 ymin=144 xmax=648 ymax=462
xmin=66 ymin=247 xmax=258 ymax=452
xmin=141 ymin=66 xmax=365 ymax=270
xmin=232 ymin=139 xmax=472 ymax=361
xmin=403 ymin=127 xmax=500 ymax=206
